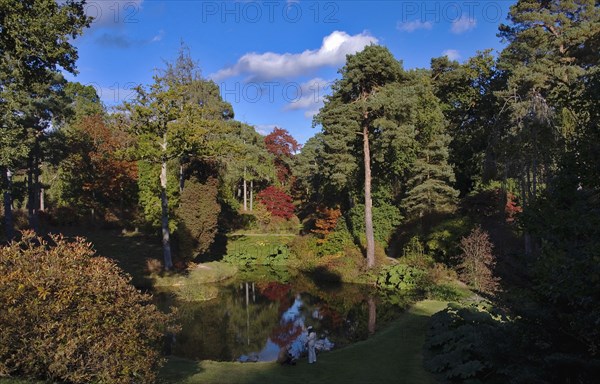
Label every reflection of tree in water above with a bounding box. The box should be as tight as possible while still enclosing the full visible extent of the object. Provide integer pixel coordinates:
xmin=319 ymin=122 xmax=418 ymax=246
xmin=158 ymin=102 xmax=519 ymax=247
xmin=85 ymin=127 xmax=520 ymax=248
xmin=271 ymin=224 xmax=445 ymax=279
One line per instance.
xmin=257 ymin=282 xmax=303 ymax=348
xmin=168 ymin=284 xmax=279 ymax=361
xmin=159 ymin=271 xmax=406 ymax=362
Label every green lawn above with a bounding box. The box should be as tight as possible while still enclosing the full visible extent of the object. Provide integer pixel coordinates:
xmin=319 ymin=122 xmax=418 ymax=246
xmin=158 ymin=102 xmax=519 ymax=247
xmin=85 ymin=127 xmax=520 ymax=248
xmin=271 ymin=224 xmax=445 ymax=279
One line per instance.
xmin=159 ymin=300 xmax=447 ymax=384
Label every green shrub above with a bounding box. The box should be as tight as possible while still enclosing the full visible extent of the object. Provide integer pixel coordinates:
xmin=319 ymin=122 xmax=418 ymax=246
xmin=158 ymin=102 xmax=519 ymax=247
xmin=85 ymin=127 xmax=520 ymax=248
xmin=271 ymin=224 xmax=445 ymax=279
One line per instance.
xmin=317 ymin=218 xmax=353 ymax=257
xmin=0 ymin=232 xmax=175 ymax=384
xmin=348 ymin=202 xmax=402 ymax=247
xmin=376 ymin=263 xmax=428 ymax=292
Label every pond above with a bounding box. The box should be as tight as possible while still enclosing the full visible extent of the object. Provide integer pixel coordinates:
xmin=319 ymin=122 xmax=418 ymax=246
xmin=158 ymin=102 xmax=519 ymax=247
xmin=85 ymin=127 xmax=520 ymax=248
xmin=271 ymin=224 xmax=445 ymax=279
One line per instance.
xmin=154 ymin=267 xmax=412 ymax=363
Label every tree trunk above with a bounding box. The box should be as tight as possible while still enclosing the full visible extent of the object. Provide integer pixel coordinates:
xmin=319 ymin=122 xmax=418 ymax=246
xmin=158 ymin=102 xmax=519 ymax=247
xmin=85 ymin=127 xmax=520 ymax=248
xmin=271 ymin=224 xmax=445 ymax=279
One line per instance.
xmin=160 ymin=135 xmax=173 ymax=270
xmin=40 ymin=188 xmax=45 ymax=211
xmin=250 ymin=179 xmax=253 ymax=211
xmin=243 ymin=167 xmax=247 ymax=211
xmin=3 ymin=168 xmax=14 ymax=240
xmin=363 ymin=123 xmax=376 ymax=268
xmin=27 ymin=144 xmax=40 ymax=233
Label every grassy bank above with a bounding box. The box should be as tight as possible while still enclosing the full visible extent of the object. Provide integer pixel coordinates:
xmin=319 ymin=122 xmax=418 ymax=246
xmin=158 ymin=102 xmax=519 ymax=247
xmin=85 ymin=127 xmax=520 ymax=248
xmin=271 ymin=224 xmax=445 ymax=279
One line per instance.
xmin=159 ymin=300 xmax=447 ymax=384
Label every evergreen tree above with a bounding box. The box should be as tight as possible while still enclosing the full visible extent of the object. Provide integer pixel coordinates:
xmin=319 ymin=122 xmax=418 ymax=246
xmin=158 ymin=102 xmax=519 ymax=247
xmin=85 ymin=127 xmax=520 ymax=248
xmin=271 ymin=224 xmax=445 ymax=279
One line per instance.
xmin=315 ymin=45 xmax=407 ymax=268
xmin=403 ymin=133 xmax=459 ymax=219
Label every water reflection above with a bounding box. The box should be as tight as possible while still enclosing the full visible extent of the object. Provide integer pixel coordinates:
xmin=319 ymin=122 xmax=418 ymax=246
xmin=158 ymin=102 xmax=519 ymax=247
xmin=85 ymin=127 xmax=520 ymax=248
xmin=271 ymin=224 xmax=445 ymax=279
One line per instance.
xmin=156 ymin=277 xmax=403 ymax=362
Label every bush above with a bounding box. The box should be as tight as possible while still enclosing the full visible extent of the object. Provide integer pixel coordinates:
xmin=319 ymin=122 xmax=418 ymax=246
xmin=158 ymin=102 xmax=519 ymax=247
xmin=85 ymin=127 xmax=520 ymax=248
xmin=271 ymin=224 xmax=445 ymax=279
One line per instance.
xmin=0 ymin=232 xmax=175 ymax=384
xmin=376 ymin=263 xmax=428 ymax=292
xmin=348 ymin=202 xmax=402 ymax=247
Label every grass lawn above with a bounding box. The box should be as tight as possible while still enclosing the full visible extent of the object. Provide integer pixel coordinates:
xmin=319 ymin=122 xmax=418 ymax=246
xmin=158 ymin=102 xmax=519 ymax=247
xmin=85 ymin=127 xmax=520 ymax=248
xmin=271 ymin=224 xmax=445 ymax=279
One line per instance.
xmin=159 ymin=300 xmax=448 ymax=384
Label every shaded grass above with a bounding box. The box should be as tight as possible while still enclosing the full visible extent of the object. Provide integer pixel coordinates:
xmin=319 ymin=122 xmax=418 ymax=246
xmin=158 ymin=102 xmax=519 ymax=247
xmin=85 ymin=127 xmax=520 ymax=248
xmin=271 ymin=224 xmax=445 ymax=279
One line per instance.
xmin=48 ymin=227 xmax=162 ymax=288
xmin=159 ymin=300 xmax=448 ymax=384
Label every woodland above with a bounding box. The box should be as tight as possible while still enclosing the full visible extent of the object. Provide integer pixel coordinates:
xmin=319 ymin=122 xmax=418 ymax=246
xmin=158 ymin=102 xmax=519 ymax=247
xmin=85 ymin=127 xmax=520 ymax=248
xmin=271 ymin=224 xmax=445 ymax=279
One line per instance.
xmin=1 ymin=1 xmax=599 ymax=383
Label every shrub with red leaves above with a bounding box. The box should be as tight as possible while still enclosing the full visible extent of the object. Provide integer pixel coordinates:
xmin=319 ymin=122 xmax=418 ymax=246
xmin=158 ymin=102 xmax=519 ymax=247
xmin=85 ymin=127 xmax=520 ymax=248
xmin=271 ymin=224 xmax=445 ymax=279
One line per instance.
xmin=257 ymin=186 xmax=295 ymax=219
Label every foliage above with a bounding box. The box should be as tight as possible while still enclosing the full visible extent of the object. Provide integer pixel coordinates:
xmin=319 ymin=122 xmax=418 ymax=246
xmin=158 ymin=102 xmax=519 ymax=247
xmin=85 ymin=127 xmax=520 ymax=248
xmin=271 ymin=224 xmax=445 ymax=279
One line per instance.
xmin=176 ymin=176 xmax=220 ymax=260
xmin=223 ymin=234 xmax=294 ymax=267
xmin=376 ymin=263 xmax=428 ymax=293
xmin=348 ymin=202 xmax=402 ymax=247
xmin=425 ymin=216 xmax=472 ymax=264
xmin=457 ymin=226 xmax=500 ymax=294
xmin=0 ymin=232 xmax=174 ymax=384
xmin=316 ymin=216 xmax=354 ymax=257
xmin=137 ymin=160 xmax=180 ymax=231
xmin=58 ymin=114 xmax=138 ymax=222
xmin=311 ymin=205 xmax=342 ymax=243
xmin=424 ymin=303 xmax=514 ymax=383
xmin=256 ymin=186 xmax=295 ymax=219
xmin=264 ymin=127 xmax=300 ymax=187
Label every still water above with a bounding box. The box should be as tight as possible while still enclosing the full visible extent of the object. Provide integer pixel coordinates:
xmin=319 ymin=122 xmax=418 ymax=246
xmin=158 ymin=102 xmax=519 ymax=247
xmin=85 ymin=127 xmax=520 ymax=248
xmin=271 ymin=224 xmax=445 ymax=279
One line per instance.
xmin=155 ymin=269 xmax=406 ymax=362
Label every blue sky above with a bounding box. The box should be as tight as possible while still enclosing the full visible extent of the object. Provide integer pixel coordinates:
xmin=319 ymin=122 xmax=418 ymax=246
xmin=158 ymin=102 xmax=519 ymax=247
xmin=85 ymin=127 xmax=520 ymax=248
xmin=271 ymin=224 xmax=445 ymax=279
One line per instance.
xmin=66 ymin=0 xmax=515 ymax=144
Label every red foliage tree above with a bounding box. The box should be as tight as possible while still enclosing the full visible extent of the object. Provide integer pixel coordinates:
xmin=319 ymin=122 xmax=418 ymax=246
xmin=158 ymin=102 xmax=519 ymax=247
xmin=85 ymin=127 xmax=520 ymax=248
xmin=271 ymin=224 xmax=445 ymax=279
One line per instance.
xmin=264 ymin=127 xmax=301 ymax=157
xmin=264 ymin=127 xmax=301 ymax=186
xmin=256 ymin=186 xmax=295 ymax=219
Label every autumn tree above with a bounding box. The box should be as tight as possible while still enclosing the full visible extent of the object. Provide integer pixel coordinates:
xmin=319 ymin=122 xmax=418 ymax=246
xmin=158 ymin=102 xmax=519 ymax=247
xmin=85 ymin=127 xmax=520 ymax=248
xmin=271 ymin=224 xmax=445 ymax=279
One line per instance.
xmin=256 ymin=186 xmax=295 ymax=219
xmin=264 ymin=127 xmax=301 ymax=188
xmin=458 ymin=226 xmax=500 ymax=294
xmin=58 ymin=114 xmax=138 ymax=222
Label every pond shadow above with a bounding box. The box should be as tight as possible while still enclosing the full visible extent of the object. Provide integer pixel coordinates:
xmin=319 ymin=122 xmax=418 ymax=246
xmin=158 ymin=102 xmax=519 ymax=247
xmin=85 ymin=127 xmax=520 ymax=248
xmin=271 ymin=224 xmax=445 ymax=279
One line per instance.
xmin=303 ymin=266 xmax=343 ymax=290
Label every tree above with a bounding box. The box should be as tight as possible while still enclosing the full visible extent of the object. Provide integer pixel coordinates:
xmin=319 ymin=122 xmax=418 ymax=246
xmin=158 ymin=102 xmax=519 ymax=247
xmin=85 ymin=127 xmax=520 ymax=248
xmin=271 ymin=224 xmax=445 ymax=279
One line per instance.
xmin=458 ymin=226 xmax=500 ymax=294
xmin=264 ymin=127 xmax=301 ymax=188
xmin=315 ymin=45 xmax=411 ymax=268
xmin=256 ymin=186 xmax=295 ymax=219
xmin=402 ymin=133 xmax=459 ymax=219
xmin=125 ymin=51 xmax=209 ymax=269
xmin=0 ymin=0 xmax=91 ymax=238
xmin=125 ymin=46 xmax=234 ymax=269
xmin=292 ymin=133 xmax=325 ymax=204
xmin=58 ymin=114 xmax=138 ymax=222
xmin=220 ymin=121 xmax=275 ymax=212
xmin=496 ymin=0 xmax=600 ymax=255
xmin=431 ymin=51 xmax=501 ymax=194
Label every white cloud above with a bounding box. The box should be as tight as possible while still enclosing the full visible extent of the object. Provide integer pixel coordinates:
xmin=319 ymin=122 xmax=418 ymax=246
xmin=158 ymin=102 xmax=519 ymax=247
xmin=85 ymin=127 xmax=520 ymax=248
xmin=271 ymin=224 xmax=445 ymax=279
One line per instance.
xmin=211 ymin=30 xmax=378 ymax=82
xmin=254 ymin=124 xmax=277 ymax=136
xmin=396 ymin=20 xmax=433 ymax=32
xmin=151 ymin=29 xmax=165 ymax=42
xmin=284 ymin=77 xmax=332 ymax=118
xmin=442 ymin=49 xmax=461 ymax=61
xmin=451 ymin=15 xmax=477 ymax=34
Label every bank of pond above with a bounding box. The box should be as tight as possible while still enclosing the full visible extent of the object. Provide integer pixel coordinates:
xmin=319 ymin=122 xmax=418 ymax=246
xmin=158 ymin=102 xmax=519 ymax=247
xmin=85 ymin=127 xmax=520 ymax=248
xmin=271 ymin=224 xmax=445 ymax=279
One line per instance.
xmin=153 ymin=265 xmax=432 ymax=364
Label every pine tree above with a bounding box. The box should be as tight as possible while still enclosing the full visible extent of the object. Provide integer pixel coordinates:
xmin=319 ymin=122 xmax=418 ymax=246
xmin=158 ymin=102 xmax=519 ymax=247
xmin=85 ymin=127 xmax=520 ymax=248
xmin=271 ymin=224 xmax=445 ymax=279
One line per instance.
xmin=403 ymin=133 xmax=459 ymax=219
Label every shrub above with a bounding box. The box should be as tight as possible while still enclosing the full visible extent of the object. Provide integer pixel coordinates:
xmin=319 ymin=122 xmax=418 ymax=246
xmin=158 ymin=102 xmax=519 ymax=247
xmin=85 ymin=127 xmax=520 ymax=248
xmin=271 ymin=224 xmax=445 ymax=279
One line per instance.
xmin=0 ymin=232 xmax=175 ymax=384
xmin=348 ymin=202 xmax=402 ymax=247
xmin=376 ymin=263 xmax=428 ymax=292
